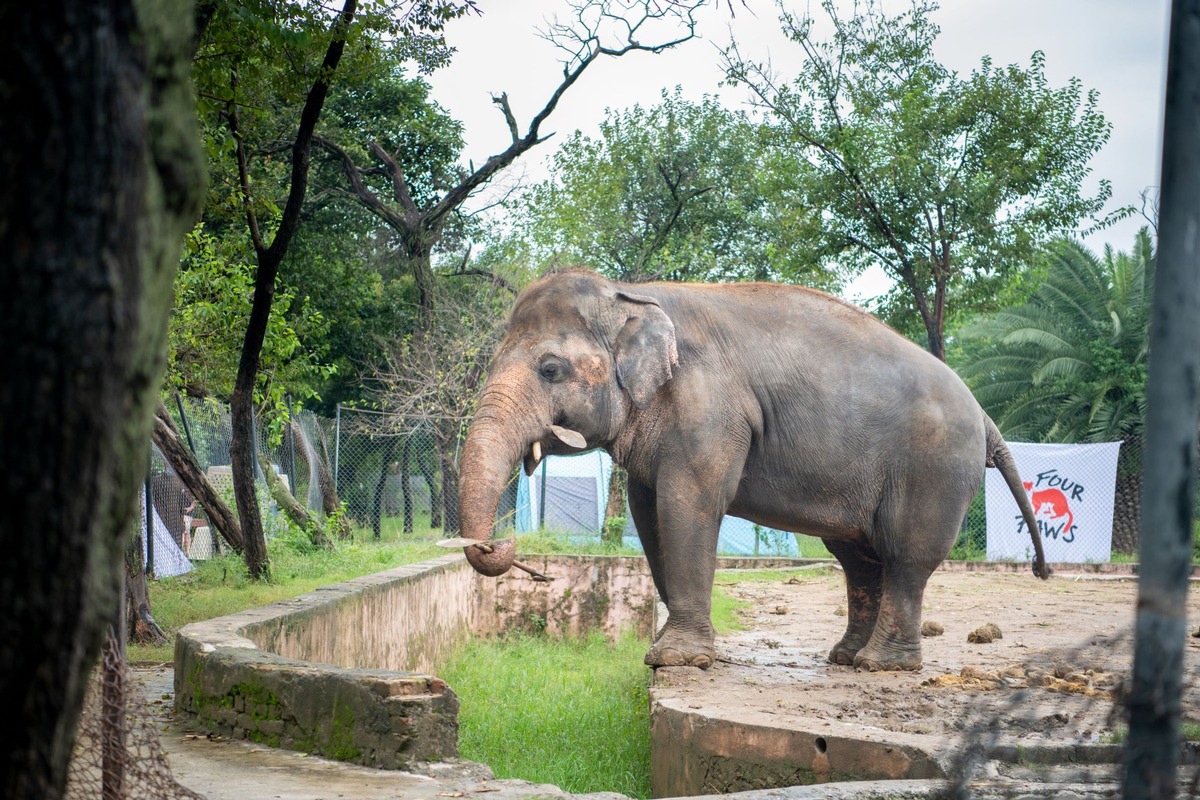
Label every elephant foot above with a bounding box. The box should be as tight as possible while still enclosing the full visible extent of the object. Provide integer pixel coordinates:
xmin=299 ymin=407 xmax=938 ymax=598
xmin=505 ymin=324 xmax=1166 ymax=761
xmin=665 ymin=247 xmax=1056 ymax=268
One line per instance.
xmin=850 ymin=643 xmax=922 ymax=672
xmin=828 ymin=644 xmax=858 ymax=666
xmin=645 ymin=630 xmax=716 ymax=671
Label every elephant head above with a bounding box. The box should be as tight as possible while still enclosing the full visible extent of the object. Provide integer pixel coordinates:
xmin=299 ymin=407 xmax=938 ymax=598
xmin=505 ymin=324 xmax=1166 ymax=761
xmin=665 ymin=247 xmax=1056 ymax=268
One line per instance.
xmin=458 ymin=270 xmax=678 ymax=576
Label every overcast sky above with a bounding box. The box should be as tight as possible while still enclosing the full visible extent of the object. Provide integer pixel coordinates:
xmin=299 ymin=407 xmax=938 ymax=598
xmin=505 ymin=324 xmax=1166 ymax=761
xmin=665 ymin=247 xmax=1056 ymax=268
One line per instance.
xmin=425 ymin=1 xmax=1171 ymax=302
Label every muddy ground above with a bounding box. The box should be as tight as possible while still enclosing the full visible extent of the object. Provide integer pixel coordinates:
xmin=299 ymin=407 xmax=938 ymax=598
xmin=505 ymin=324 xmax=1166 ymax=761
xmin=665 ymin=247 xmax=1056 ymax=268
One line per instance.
xmin=655 ymin=565 xmax=1200 ymax=745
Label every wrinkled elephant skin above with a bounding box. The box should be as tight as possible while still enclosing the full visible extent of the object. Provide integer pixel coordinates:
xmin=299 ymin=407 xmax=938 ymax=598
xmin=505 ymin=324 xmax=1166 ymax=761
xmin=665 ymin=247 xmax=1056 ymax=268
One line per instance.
xmin=457 ymin=270 xmax=1048 ymax=672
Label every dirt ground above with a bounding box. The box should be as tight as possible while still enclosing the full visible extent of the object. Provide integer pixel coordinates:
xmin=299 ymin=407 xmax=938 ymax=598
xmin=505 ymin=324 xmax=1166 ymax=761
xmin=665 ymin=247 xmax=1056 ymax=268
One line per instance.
xmin=655 ymin=565 xmax=1200 ymax=745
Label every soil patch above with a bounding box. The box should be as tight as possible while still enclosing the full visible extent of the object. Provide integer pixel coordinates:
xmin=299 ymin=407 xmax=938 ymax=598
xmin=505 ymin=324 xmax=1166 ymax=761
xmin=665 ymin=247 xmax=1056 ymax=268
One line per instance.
xmin=655 ymin=567 xmax=1200 ymax=744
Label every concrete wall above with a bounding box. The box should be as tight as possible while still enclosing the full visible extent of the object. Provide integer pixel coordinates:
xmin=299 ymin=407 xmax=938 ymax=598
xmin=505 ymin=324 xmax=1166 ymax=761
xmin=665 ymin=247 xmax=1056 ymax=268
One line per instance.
xmin=175 ymin=553 xmax=654 ymax=769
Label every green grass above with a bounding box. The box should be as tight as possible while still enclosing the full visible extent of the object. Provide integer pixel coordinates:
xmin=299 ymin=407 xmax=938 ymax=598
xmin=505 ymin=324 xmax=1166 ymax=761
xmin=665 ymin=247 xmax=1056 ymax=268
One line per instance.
xmin=438 ymin=630 xmax=652 ymax=799
xmin=791 ymin=534 xmax=833 ymax=558
xmin=514 ymin=530 xmax=644 ymax=557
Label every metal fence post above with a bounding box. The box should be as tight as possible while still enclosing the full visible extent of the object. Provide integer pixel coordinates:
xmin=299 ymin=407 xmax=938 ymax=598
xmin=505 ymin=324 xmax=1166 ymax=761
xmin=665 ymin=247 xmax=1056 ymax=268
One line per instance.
xmin=175 ymin=394 xmax=196 ymax=454
xmin=539 ymin=457 xmax=548 ymax=530
xmin=143 ymin=461 xmax=154 ymax=579
xmin=287 ymin=393 xmax=297 ymax=499
xmin=334 ymin=404 xmax=341 ymax=496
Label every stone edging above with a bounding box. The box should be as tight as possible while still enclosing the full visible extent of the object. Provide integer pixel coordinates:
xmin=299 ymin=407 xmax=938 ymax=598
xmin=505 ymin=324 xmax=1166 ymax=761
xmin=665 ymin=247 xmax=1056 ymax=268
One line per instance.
xmin=173 ymin=553 xmax=656 ymax=770
xmin=174 ymin=555 xmax=467 ymax=769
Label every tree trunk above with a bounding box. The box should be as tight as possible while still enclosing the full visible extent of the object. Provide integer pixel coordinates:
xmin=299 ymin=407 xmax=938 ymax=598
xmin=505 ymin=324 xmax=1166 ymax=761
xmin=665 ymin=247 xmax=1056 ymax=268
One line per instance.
xmin=151 ymin=401 xmax=244 ymax=553
xmin=429 ymin=449 xmax=444 ymax=529
xmin=1111 ymin=435 xmax=1143 ymax=555
xmin=311 ymin=419 xmax=350 ymax=538
xmin=229 ymin=395 xmax=271 ymax=580
xmin=438 ymin=444 xmax=460 ymax=536
xmin=226 ymin=0 xmax=358 ymax=581
xmin=371 ymin=437 xmax=398 ymax=539
xmin=125 ymin=529 xmax=166 ymax=646
xmin=258 ymin=449 xmax=332 ymax=549
xmin=402 ymin=435 xmax=415 ymax=535
xmin=603 ymin=464 xmax=627 ymax=544
xmin=0 ymin=1 xmax=205 ymax=795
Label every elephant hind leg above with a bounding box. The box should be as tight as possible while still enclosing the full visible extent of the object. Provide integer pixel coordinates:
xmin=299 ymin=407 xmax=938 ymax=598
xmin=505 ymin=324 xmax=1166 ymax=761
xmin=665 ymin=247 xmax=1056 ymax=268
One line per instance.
xmin=851 ymin=563 xmax=931 ymax=672
xmin=824 ymin=538 xmax=883 ymax=666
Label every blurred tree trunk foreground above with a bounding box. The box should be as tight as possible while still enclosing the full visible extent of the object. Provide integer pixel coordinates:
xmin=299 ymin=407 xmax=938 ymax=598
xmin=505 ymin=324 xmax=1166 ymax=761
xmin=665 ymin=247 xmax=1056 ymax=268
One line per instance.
xmin=0 ymin=1 xmax=205 ymax=797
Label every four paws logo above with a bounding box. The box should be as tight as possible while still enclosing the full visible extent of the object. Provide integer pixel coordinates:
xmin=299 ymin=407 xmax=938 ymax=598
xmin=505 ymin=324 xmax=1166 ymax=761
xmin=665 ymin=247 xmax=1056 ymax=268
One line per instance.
xmin=1017 ymin=470 xmax=1083 ymax=543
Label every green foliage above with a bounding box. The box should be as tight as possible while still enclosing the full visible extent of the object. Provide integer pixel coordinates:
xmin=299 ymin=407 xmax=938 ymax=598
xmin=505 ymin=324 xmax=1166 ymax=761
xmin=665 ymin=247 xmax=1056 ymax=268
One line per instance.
xmin=603 ymin=515 xmax=629 ymax=544
xmin=724 ymin=0 xmax=1119 ymax=355
xmin=957 ymin=228 xmax=1154 ymax=444
xmin=188 ymin=2 xmax=478 ymax=414
xmin=168 ymin=225 xmax=334 ymax=430
xmin=791 ymin=534 xmax=834 ymax=559
xmin=512 ymin=88 xmax=834 ymax=288
xmin=438 ymin=631 xmax=652 ymax=798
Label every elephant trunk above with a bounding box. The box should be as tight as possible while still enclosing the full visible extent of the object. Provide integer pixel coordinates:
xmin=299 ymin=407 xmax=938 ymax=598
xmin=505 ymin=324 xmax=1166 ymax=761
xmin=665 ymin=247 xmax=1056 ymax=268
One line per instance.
xmin=458 ymin=384 xmax=540 ymax=577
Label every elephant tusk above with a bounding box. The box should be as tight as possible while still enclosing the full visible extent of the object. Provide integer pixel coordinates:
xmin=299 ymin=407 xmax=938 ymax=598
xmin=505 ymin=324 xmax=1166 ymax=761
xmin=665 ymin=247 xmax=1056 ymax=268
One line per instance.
xmin=532 ymin=440 xmax=542 ymax=462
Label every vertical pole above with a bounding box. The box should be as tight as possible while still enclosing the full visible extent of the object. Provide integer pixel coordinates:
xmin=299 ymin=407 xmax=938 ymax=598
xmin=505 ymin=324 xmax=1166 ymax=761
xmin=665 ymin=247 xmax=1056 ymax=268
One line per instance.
xmin=539 ymin=457 xmax=548 ymax=531
xmin=175 ymin=394 xmax=196 ymax=454
xmin=1123 ymin=3 xmax=1200 ymax=798
xmin=287 ymin=393 xmax=297 ymax=502
xmin=144 ymin=463 xmax=154 ymax=579
xmin=334 ymin=404 xmax=342 ymax=496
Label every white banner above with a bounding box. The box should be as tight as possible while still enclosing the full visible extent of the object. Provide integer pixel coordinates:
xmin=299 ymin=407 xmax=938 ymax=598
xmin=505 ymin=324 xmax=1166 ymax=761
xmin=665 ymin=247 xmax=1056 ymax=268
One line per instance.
xmin=985 ymin=441 xmax=1122 ymax=564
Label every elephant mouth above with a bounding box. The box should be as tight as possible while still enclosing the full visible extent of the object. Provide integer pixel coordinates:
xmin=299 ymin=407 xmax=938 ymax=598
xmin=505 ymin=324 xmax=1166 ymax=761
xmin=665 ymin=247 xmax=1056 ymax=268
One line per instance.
xmin=522 ymin=424 xmax=589 ymax=476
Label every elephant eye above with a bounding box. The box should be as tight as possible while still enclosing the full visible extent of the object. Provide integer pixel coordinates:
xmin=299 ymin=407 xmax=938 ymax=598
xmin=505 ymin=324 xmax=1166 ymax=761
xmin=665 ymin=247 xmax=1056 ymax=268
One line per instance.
xmin=539 ymin=359 xmax=566 ymax=382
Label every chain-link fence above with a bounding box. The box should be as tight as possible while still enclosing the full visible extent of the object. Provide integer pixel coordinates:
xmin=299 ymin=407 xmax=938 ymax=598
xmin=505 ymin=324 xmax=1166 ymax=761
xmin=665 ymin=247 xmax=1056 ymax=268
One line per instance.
xmin=144 ymin=400 xmax=1170 ymax=568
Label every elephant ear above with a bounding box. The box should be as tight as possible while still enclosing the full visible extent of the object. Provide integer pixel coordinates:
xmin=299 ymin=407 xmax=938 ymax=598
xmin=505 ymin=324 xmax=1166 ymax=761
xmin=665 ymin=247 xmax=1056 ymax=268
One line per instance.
xmin=614 ymin=291 xmax=679 ymax=410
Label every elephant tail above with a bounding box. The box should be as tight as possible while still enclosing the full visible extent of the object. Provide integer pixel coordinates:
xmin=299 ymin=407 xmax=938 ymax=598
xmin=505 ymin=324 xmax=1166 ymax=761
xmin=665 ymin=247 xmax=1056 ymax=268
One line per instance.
xmin=984 ymin=415 xmax=1051 ymax=580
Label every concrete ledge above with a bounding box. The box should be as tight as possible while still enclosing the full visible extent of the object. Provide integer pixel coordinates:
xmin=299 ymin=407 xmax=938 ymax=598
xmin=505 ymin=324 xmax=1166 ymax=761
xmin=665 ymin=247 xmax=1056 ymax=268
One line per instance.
xmin=650 ymin=697 xmax=947 ymax=798
xmin=175 ymin=553 xmax=655 ymax=770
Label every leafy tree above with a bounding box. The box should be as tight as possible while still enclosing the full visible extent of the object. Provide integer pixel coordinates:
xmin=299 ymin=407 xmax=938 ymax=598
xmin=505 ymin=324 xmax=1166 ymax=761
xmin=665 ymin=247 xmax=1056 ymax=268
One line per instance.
xmin=724 ymin=0 xmax=1118 ymax=359
xmin=370 ymin=278 xmax=514 ymax=534
xmin=957 ymin=228 xmax=1155 ymax=553
xmin=168 ymin=224 xmax=334 ymax=425
xmin=0 ymin=0 xmax=205 ymax=796
xmin=316 ymin=0 xmax=706 ymax=320
xmin=513 ymin=88 xmax=833 ymax=287
xmin=193 ymin=0 xmax=475 ymax=579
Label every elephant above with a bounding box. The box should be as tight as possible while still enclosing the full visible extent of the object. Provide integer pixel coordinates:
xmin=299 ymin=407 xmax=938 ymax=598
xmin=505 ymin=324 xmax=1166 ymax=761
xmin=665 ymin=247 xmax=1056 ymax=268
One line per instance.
xmin=457 ymin=269 xmax=1048 ymax=672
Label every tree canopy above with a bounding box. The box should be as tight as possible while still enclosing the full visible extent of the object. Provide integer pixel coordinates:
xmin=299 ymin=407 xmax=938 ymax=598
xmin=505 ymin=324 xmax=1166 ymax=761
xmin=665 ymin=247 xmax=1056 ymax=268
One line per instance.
xmin=511 ymin=89 xmax=833 ymax=287
xmin=958 ymin=228 xmax=1154 ymax=445
xmin=956 ymin=226 xmax=1154 ymax=554
xmin=724 ymin=0 xmax=1118 ymax=359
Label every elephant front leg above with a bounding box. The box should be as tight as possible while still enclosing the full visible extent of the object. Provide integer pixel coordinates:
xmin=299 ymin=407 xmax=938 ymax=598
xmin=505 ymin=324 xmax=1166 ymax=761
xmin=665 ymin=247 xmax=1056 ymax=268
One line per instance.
xmin=824 ymin=539 xmax=883 ymax=666
xmin=641 ymin=479 xmax=723 ymax=671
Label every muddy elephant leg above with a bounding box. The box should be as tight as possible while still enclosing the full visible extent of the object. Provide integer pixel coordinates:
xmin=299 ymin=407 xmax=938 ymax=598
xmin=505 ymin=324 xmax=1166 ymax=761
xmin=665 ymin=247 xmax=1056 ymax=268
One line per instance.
xmin=628 ymin=477 xmax=669 ymax=615
xmin=823 ymin=539 xmax=883 ymax=666
xmin=851 ymin=563 xmax=933 ymax=671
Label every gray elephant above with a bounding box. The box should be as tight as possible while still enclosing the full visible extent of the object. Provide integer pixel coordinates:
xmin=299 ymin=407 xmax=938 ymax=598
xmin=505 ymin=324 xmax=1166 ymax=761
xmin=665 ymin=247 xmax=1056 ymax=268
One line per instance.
xmin=457 ymin=269 xmax=1048 ymax=671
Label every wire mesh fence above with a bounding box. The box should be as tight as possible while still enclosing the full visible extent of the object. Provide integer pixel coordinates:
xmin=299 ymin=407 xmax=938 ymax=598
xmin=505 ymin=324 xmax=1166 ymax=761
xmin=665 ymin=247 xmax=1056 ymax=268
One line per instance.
xmin=142 ymin=400 xmax=1160 ymax=564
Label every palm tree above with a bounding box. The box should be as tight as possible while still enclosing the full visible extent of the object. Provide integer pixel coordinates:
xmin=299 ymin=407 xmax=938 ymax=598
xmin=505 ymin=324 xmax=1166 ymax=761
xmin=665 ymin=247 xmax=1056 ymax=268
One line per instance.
xmin=958 ymin=227 xmax=1154 ymax=553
